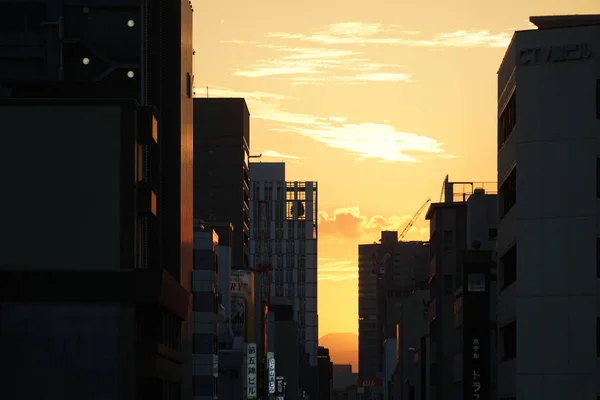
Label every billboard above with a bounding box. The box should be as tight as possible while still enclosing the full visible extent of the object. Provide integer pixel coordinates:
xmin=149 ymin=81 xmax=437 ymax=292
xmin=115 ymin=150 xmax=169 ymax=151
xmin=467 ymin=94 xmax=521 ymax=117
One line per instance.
xmin=231 ymin=269 xmax=254 ymax=341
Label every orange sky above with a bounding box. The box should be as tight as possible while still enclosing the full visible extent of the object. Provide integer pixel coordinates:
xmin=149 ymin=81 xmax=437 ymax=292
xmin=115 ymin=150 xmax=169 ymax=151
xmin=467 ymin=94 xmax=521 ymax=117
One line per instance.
xmin=193 ymin=0 xmax=598 ymax=337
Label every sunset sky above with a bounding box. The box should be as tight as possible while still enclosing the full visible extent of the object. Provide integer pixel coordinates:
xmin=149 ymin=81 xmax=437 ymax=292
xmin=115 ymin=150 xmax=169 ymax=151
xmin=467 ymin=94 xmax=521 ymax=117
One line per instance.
xmin=193 ymin=0 xmax=598 ymax=338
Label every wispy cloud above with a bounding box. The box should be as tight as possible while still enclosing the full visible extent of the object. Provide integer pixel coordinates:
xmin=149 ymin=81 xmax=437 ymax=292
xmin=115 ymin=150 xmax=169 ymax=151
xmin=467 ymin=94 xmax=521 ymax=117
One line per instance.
xmin=260 ymin=149 xmax=304 ymax=160
xmin=318 ymin=259 xmax=358 ymax=281
xmin=222 ymin=22 xmax=511 ymax=84
xmin=196 ymin=86 xmax=454 ymax=162
xmin=230 ymin=45 xmax=407 ymax=83
xmin=265 ymin=22 xmax=512 ymax=48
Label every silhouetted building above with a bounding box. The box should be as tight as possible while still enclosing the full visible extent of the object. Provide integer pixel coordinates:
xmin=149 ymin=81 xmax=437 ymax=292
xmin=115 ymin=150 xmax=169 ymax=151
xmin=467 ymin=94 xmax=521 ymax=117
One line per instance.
xmin=358 ymin=232 xmax=429 ymax=400
xmin=193 ymin=98 xmax=251 ymax=269
xmin=425 ymin=177 xmax=496 ymax=400
xmin=249 ymin=162 xmax=319 ymax=367
xmin=318 ymin=347 xmax=333 ymax=400
xmin=192 ymin=223 xmax=220 ymax=400
xmin=0 ymin=1 xmax=194 ymax=398
xmin=273 ymin=304 xmax=302 ymax=400
xmin=497 ymin=14 xmax=600 ymax=399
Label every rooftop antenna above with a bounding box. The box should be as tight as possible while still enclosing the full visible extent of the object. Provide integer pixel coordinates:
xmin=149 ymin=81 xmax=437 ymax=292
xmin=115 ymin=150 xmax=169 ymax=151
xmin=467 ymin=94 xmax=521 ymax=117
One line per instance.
xmin=206 ymin=86 xmax=209 ymax=98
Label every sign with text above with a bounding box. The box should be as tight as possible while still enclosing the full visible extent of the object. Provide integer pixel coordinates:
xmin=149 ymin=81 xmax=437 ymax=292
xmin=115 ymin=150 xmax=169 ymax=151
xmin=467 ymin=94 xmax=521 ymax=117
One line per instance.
xmin=246 ymin=343 xmax=257 ymax=399
xmin=462 ymin=251 xmax=491 ymax=400
xmin=267 ymin=352 xmax=276 ymax=394
xmin=518 ymin=43 xmax=591 ymax=66
xmin=231 ymin=270 xmax=254 ymax=341
xmin=357 ymin=378 xmax=381 ymax=388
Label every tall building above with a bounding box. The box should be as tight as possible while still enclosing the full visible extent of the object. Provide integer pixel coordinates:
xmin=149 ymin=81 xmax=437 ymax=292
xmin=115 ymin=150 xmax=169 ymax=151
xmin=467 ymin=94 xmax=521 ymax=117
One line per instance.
xmin=192 ymin=223 xmax=220 ymax=400
xmin=318 ymin=346 xmax=333 ymax=400
xmin=249 ymin=162 xmax=319 ymax=367
xmin=496 ymin=15 xmax=600 ymax=399
xmin=0 ymin=1 xmax=194 ymax=398
xmin=425 ymin=177 xmax=496 ymax=400
xmin=358 ymin=231 xmax=429 ymax=399
xmin=193 ymin=98 xmax=251 ymax=269
xmin=358 ymin=242 xmax=380 ymax=382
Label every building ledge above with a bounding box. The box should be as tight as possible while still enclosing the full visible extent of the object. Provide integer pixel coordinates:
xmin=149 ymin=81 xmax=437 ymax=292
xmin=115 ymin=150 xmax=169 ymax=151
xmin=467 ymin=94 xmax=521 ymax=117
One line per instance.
xmin=530 ymin=14 xmax=600 ymax=29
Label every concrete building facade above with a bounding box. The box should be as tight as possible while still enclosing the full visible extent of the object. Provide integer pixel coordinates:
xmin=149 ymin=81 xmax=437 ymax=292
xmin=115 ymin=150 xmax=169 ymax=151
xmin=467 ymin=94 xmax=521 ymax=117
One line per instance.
xmin=249 ymin=162 xmax=319 ymax=367
xmin=496 ymin=15 xmax=600 ymax=399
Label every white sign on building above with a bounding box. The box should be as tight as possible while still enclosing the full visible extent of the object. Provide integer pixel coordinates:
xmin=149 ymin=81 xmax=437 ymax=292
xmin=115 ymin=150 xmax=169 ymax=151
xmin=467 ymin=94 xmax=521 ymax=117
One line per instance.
xmin=246 ymin=343 xmax=257 ymax=399
xmin=267 ymin=352 xmax=276 ymax=394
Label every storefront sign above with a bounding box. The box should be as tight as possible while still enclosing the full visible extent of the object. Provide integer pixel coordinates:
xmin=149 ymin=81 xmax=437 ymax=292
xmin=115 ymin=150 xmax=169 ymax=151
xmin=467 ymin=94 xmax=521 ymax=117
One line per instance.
xmin=518 ymin=43 xmax=591 ymax=66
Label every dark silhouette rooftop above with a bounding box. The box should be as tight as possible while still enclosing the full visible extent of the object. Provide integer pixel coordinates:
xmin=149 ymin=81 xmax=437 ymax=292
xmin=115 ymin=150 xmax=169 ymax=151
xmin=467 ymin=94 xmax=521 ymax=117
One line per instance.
xmin=530 ymin=14 xmax=600 ymax=29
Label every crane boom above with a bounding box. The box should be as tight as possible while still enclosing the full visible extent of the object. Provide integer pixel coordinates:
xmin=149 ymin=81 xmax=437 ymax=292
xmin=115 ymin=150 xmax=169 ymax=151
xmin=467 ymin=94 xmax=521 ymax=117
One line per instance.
xmin=398 ymin=198 xmax=431 ymax=241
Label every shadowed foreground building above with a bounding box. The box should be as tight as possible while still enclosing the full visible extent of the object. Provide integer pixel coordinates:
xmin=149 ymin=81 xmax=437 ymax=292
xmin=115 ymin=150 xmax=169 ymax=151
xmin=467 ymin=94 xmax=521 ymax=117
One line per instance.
xmin=497 ymin=15 xmax=600 ymax=399
xmin=0 ymin=1 xmax=195 ymax=398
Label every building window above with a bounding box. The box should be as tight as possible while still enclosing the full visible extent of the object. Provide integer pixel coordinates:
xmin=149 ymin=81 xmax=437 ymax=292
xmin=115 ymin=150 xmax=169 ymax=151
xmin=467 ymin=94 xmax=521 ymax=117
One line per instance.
xmin=597 ymin=238 xmax=600 ymax=278
xmin=597 ymin=318 xmax=600 ymax=358
xmin=444 ymin=275 xmax=453 ymax=294
xmin=443 ymin=230 xmax=453 ymax=252
xmin=500 ymin=168 xmax=517 ymax=218
xmin=597 ymin=158 xmax=600 ymax=198
xmin=500 ymin=244 xmax=516 ymax=290
xmin=597 ymin=79 xmax=600 ymax=119
xmin=500 ymin=321 xmax=516 ymax=361
xmin=499 ymin=91 xmax=516 ymax=149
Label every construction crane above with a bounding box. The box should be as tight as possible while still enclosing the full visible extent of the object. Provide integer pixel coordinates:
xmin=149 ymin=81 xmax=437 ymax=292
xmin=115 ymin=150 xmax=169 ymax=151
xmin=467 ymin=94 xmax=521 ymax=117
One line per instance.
xmin=371 ymin=198 xmax=431 ymax=277
xmin=398 ymin=198 xmax=431 ymax=241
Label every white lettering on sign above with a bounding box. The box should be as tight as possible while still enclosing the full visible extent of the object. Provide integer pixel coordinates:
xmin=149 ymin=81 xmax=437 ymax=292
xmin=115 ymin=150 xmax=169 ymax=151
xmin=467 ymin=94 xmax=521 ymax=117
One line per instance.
xmin=472 ymin=338 xmax=480 ymax=360
xmin=519 ymin=43 xmax=591 ymax=66
xmin=472 ymin=369 xmax=481 ymax=399
xmin=268 ymin=353 xmax=276 ymax=394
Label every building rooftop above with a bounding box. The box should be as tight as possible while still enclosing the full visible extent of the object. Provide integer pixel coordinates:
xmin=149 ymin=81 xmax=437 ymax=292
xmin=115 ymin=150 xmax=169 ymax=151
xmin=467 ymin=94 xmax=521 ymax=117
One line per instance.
xmin=529 ymin=14 xmax=600 ymax=30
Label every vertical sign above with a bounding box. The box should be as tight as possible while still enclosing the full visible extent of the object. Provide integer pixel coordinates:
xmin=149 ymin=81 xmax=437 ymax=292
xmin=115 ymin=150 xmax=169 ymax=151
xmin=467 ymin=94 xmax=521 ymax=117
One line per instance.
xmin=232 ymin=270 xmax=255 ymax=341
xmin=246 ymin=343 xmax=257 ymax=399
xmin=462 ymin=251 xmax=491 ymax=400
xmin=267 ymin=352 xmax=276 ymax=394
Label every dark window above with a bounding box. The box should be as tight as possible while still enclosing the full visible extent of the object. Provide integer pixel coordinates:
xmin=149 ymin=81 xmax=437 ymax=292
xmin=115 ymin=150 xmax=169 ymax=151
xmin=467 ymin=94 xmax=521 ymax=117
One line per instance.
xmin=597 ymin=238 xmax=600 ymax=278
xmin=500 ymin=168 xmax=517 ymax=218
xmin=500 ymin=244 xmax=517 ymax=290
xmin=499 ymin=91 xmax=516 ymax=148
xmin=500 ymin=321 xmax=516 ymax=361
xmin=597 ymin=79 xmax=600 ymax=119
xmin=597 ymin=159 xmax=600 ymax=198
xmin=597 ymin=318 xmax=600 ymax=358
xmin=444 ymin=275 xmax=453 ymax=294
xmin=443 ymin=230 xmax=453 ymax=252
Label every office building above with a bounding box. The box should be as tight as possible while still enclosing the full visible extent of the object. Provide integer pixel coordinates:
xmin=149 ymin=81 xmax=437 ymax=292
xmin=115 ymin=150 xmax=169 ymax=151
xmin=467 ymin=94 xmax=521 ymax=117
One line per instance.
xmin=391 ymin=289 xmax=429 ymax=400
xmin=358 ymin=231 xmax=429 ymax=400
xmin=496 ymin=15 xmax=600 ymax=399
xmin=425 ymin=176 xmax=496 ymax=400
xmin=0 ymin=1 xmax=194 ymax=398
xmin=249 ymin=162 xmax=319 ymax=366
xmin=192 ymin=222 xmax=220 ymax=400
xmin=193 ymin=98 xmax=251 ymax=269
xmin=358 ymin=242 xmax=380 ymax=383
xmin=318 ymin=347 xmax=334 ymax=400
